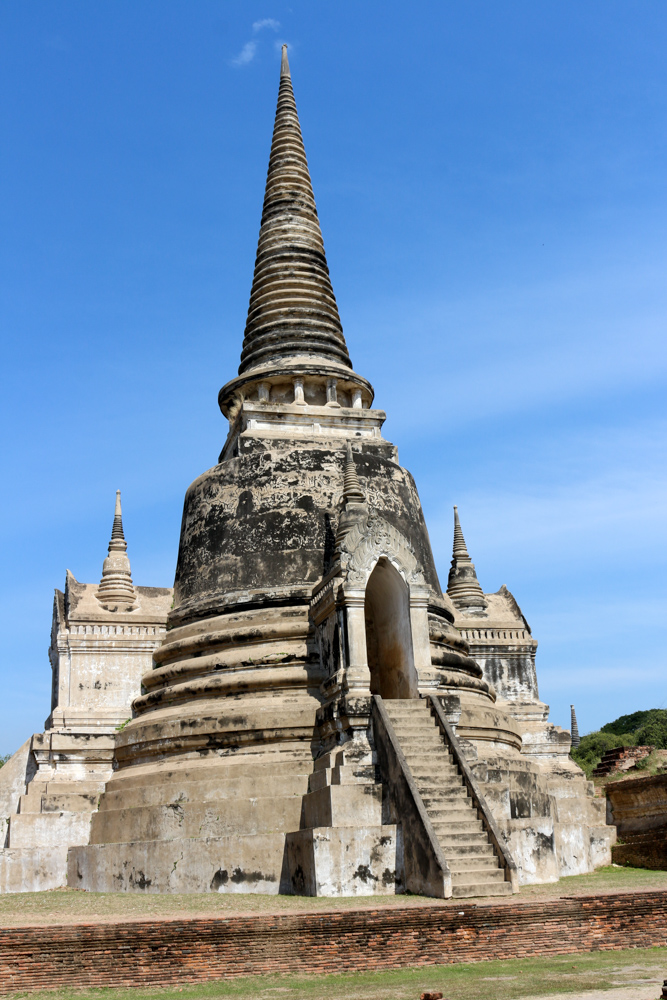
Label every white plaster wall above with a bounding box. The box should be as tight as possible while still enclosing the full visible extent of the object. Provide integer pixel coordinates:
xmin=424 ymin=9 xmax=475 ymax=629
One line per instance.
xmin=0 ymin=740 xmax=35 ymax=848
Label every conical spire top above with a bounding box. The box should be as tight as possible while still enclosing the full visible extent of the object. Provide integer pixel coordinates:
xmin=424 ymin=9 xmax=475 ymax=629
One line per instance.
xmin=452 ymin=505 xmax=469 ymax=558
xmin=96 ymin=490 xmax=136 ymax=610
xmin=111 ymin=489 xmax=126 ymax=542
xmin=570 ymin=705 xmax=581 ymax=748
xmin=237 ymin=46 xmax=350 ymax=376
xmin=446 ymin=506 xmax=488 ymax=612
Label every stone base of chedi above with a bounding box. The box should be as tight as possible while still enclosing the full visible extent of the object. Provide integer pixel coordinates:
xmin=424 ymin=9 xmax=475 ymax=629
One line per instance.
xmin=1 ymin=47 xmax=614 ymax=896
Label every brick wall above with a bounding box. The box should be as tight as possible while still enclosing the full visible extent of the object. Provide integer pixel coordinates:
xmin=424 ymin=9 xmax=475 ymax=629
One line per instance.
xmin=1 ymin=891 xmax=666 ymax=994
xmin=613 ymin=833 xmax=667 ymax=871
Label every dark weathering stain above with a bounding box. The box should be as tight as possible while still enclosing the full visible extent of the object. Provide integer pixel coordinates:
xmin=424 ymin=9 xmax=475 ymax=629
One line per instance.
xmin=236 ymin=490 xmax=254 ymax=517
xmin=353 ymin=864 xmax=378 ymax=884
xmin=130 ymin=870 xmax=152 ymax=890
xmin=212 ymin=867 xmax=276 ymax=889
xmin=210 ymin=869 xmax=229 ymax=890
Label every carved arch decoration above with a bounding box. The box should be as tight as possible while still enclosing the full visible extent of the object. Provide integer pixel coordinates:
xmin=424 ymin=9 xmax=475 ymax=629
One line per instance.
xmin=337 ymin=514 xmax=426 ymax=591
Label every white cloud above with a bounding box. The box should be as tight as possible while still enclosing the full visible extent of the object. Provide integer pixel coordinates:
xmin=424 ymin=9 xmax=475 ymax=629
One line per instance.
xmin=231 ymin=41 xmax=257 ymax=68
xmin=253 ymin=19 xmax=280 ymax=32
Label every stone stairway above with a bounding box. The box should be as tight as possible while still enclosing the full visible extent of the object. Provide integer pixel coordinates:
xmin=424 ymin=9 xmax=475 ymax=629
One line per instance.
xmin=383 ymin=700 xmax=512 ymax=898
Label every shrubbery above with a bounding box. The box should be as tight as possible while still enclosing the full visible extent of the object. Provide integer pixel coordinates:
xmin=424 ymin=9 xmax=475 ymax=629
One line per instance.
xmin=571 ymin=708 xmax=667 ymax=777
xmin=571 ymin=730 xmax=634 ymax=777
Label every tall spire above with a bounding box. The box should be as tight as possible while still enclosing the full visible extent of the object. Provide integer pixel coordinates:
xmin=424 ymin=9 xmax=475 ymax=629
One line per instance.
xmin=238 ymin=44 xmax=350 ymax=376
xmin=570 ymin=705 xmax=581 ymax=748
xmin=446 ymin=506 xmax=488 ymax=612
xmin=96 ymin=491 xmax=136 ymax=610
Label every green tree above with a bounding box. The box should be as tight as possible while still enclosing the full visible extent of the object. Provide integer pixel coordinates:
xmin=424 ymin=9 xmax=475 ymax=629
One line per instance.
xmin=0 ymin=754 xmax=11 ymax=768
xmin=600 ymin=708 xmax=667 ymax=749
xmin=634 ymin=710 xmax=667 ymax=749
xmin=601 ymin=710 xmax=652 ymax=736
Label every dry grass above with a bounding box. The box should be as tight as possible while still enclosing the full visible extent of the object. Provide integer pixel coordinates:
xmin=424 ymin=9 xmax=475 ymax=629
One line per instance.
xmin=0 ymin=865 xmax=665 ymax=928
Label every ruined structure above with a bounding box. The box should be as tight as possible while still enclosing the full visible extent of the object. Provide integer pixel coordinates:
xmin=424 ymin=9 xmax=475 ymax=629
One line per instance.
xmin=607 ymin=773 xmax=667 ymax=870
xmin=0 ymin=495 xmax=171 ymax=892
xmin=1 ymin=48 xmax=614 ymax=896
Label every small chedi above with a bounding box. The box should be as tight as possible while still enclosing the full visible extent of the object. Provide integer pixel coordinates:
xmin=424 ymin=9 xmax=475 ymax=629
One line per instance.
xmin=0 ymin=48 xmax=614 ymax=897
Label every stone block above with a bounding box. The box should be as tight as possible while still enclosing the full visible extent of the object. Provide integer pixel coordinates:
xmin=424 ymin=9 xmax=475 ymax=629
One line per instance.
xmin=300 ymin=783 xmax=383 ymax=829
xmin=285 ymin=825 xmax=402 ymax=896
xmin=69 ymin=833 xmax=290 ymax=893
xmin=0 ymin=847 xmax=68 ymax=893
xmin=8 ymin=812 xmax=93 ymax=849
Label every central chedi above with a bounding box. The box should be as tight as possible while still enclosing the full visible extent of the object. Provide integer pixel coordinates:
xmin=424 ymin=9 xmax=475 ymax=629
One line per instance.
xmin=70 ymin=48 xmax=611 ymax=898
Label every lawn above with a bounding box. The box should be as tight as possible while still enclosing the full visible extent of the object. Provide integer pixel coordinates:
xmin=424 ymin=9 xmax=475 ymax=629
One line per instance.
xmin=0 ymin=865 xmax=665 ymax=928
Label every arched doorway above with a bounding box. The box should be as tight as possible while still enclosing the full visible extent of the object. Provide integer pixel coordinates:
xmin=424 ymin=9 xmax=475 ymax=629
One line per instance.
xmin=364 ymin=558 xmax=419 ymax=699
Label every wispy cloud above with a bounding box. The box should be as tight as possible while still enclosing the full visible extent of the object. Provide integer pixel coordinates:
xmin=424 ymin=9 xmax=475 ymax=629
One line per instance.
xmin=253 ymin=19 xmax=280 ymax=33
xmin=231 ymin=41 xmax=257 ymax=67
xmin=231 ymin=19 xmax=280 ymax=68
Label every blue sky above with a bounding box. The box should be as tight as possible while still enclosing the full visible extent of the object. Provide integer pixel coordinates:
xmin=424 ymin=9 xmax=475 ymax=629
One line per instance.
xmin=1 ymin=1 xmax=665 ymax=753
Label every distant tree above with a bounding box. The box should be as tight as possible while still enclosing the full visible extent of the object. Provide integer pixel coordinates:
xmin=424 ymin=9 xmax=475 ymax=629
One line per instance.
xmin=0 ymin=754 xmax=10 ymax=768
xmin=634 ymin=710 xmax=667 ymax=749
xmin=601 ymin=709 xmax=667 ymax=749
xmin=602 ymin=710 xmax=652 ymax=736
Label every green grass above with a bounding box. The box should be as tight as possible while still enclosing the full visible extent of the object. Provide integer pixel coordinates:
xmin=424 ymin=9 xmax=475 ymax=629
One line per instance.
xmin=0 ymin=865 xmax=666 ymax=928
xmin=4 ymin=947 xmax=667 ymax=1000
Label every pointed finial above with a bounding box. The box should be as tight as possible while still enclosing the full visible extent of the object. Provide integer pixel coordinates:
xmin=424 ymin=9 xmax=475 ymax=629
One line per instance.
xmin=570 ymin=705 xmax=581 ymax=748
xmin=446 ymin=505 xmax=488 ymax=612
xmin=280 ymin=43 xmax=290 ymax=78
xmin=452 ymin=505 xmax=469 ymax=558
xmin=342 ymin=442 xmax=365 ymax=504
xmin=95 ymin=490 xmax=136 ymax=609
xmin=111 ymin=490 xmax=126 ymax=542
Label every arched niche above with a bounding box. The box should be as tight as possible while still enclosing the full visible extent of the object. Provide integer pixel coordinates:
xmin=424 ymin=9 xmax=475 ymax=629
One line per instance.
xmin=364 ymin=557 xmax=419 ymax=700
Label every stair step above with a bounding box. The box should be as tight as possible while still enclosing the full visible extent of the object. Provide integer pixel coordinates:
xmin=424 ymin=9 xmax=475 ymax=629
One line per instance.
xmin=425 ymin=819 xmax=483 ymax=833
xmin=399 ymin=740 xmax=448 ymax=751
xmin=438 ymin=831 xmax=489 ymax=845
xmin=438 ymin=843 xmax=496 ymax=857
xmin=420 ymin=784 xmax=465 ymax=798
xmin=408 ymin=755 xmax=454 ymax=767
xmin=452 ymin=881 xmax=513 ymax=898
xmin=420 ymin=787 xmax=467 ymax=799
xmin=447 ymin=856 xmax=500 ymax=872
xmin=451 ymin=868 xmax=506 ymax=885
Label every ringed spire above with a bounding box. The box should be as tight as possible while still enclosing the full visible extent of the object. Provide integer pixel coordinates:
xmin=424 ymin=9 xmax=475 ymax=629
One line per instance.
xmin=237 ymin=44 xmax=350 ymax=376
xmin=446 ymin=506 xmax=488 ymax=612
xmin=95 ymin=490 xmax=136 ymax=610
